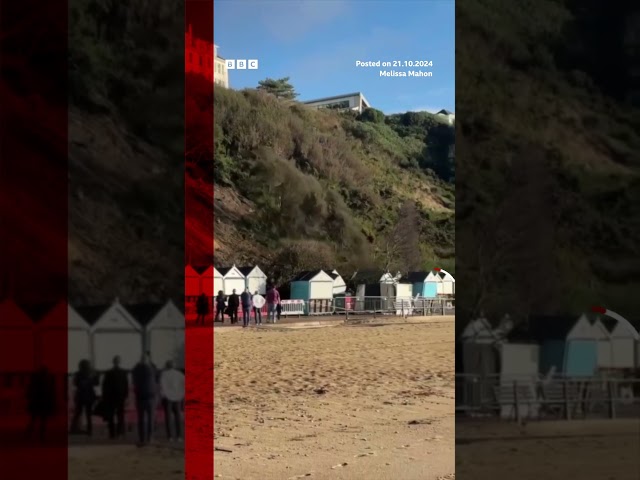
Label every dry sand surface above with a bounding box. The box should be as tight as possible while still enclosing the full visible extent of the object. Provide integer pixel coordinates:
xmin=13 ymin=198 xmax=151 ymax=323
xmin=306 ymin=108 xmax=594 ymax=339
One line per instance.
xmin=213 ymin=317 xmax=455 ymax=480
xmin=456 ymin=419 xmax=640 ymax=480
xmin=68 ymin=444 xmax=184 ymax=480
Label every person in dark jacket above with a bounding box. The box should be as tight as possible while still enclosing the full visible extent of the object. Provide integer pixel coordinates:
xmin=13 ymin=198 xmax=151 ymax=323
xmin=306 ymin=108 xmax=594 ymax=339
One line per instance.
xmin=240 ymin=288 xmax=253 ymax=327
xmin=195 ymin=293 xmax=209 ymax=325
xmin=70 ymin=359 xmax=98 ymax=435
xmin=131 ymin=352 xmax=158 ymax=446
xmin=228 ymin=289 xmax=240 ymax=324
xmin=214 ymin=290 xmax=227 ymax=323
xmin=102 ymin=355 xmax=129 ymax=439
xmin=26 ymin=366 xmax=56 ymax=442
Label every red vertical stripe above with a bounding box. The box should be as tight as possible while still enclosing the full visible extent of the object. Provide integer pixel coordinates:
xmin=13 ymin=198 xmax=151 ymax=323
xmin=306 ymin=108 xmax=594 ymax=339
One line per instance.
xmin=0 ymin=0 xmax=68 ymax=478
xmin=185 ymin=1 xmax=214 ymax=479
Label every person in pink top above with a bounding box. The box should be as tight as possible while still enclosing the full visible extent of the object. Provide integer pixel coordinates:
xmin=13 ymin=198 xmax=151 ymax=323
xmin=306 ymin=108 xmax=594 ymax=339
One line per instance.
xmin=266 ymin=285 xmax=280 ymax=323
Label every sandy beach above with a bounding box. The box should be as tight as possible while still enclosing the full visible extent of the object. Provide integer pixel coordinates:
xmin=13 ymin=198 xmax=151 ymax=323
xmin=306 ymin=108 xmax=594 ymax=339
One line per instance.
xmin=456 ymin=419 xmax=640 ymax=480
xmin=213 ymin=317 xmax=455 ymax=480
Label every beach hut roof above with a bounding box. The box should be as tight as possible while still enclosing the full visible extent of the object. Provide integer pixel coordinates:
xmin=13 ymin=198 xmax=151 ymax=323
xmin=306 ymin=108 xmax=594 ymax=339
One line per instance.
xmin=192 ymin=264 xmax=211 ymax=275
xmin=185 ymin=264 xmax=199 ymax=275
xmin=18 ymin=301 xmax=58 ymax=323
xmin=146 ymin=300 xmax=184 ymax=329
xmin=218 ymin=265 xmax=243 ymax=277
xmin=437 ymin=271 xmax=455 ymax=282
xmin=238 ymin=266 xmax=265 ymax=277
xmin=0 ymin=299 xmax=34 ymax=328
xmin=124 ymin=303 xmax=165 ymax=327
xmin=291 ymin=270 xmax=330 ymax=282
xmin=73 ymin=304 xmax=111 ymax=326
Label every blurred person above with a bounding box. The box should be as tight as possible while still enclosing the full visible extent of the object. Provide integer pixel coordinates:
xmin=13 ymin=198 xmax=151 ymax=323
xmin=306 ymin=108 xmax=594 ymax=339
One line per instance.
xmin=266 ymin=285 xmax=281 ymax=323
xmin=131 ymin=352 xmax=158 ymax=446
xmin=252 ymin=290 xmax=265 ymax=325
xmin=228 ymin=289 xmax=240 ymax=324
xmin=240 ymin=288 xmax=253 ymax=328
xmin=215 ymin=290 xmax=226 ymax=323
xmin=160 ymin=360 xmax=185 ymax=441
xmin=25 ymin=366 xmax=56 ymax=442
xmin=102 ymin=355 xmax=129 ymax=439
xmin=70 ymin=359 xmax=98 ymax=436
xmin=195 ymin=292 xmax=209 ymax=325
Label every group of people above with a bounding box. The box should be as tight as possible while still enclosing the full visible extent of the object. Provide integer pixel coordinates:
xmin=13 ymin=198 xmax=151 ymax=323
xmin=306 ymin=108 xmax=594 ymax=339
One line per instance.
xmin=70 ymin=353 xmax=185 ymax=446
xmin=195 ymin=285 xmax=282 ymax=327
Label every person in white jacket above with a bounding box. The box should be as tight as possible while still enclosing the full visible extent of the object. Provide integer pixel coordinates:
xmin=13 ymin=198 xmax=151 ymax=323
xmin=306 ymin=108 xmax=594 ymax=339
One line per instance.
xmin=160 ymin=360 xmax=185 ymax=442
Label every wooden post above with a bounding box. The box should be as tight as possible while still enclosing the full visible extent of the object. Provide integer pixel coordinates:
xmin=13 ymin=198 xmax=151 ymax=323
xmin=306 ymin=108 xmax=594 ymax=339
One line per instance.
xmin=564 ymin=379 xmax=571 ymax=420
xmin=513 ymin=380 xmax=521 ymax=423
xmin=608 ymin=381 xmax=616 ymax=419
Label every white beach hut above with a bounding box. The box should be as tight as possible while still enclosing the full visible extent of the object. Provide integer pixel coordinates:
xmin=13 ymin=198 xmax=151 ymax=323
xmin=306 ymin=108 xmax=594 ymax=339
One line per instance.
xmin=0 ymin=299 xmax=36 ymax=372
xmin=136 ymin=301 xmax=185 ymax=370
xmin=436 ymin=270 xmax=455 ymax=296
xmin=185 ymin=264 xmax=201 ymax=299
xmin=33 ymin=301 xmax=80 ymax=373
xmin=329 ymin=269 xmax=347 ymax=296
xmin=239 ymin=266 xmax=268 ymax=295
xmin=83 ymin=300 xmax=144 ymax=371
xmin=67 ymin=305 xmax=93 ymax=373
xmin=218 ymin=265 xmax=246 ymax=295
xmin=199 ymin=265 xmax=220 ymax=297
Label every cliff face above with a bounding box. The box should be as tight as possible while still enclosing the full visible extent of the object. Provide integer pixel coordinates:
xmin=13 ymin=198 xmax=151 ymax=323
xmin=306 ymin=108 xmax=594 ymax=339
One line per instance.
xmin=456 ymin=0 xmax=640 ymax=320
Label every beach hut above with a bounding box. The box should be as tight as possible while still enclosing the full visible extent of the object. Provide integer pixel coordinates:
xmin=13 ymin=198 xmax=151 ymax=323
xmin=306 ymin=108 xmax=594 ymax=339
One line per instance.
xmin=290 ymin=270 xmax=334 ymax=301
xmin=33 ymin=301 xmax=73 ymax=373
xmin=436 ymin=270 xmax=455 ymax=296
xmin=591 ymin=318 xmax=613 ymax=369
xmin=407 ymin=271 xmax=441 ymax=298
xmin=499 ymin=337 xmax=540 ymax=419
xmin=218 ymin=265 xmax=246 ymax=295
xmin=599 ymin=314 xmax=639 ymax=369
xmin=132 ymin=301 xmax=185 ymax=370
xmin=67 ymin=305 xmax=93 ymax=373
xmin=185 ymin=264 xmax=201 ymax=299
xmin=329 ymin=270 xmax=347 ymax=296
xmin=290 ymin=270 xmax=334 ymax=314
xmin=198 ymin=265 xmax=221 ymax=297
xmin=239 ymin=266 xmax=268 ymax=295
xmin=0 ymin=299 xmax=36 ymax=372
xmin=82 ymin=300 xmax=144 ymax=371
xmin=564 ymin=314 xmax=600 ymax=377
xmin=460 ymin=315 xmax=501 ymax=407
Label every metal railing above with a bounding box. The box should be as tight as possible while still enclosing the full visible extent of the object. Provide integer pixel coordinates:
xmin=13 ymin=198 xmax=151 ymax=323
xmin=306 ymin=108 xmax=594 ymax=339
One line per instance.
xmin=187 ymin=296 xmax=455 ymax=320
xmin=456 ymin=373 xmax=640 ymax=421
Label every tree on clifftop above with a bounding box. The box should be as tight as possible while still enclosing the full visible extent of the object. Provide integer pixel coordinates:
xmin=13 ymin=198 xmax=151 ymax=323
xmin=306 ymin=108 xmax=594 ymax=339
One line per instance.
xmin=257 ymin=77 xmax=298 ymax=99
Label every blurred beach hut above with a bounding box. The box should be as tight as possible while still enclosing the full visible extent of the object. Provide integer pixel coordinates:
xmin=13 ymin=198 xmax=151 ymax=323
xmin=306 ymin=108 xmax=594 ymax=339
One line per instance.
xmin=218 ymin=265 xmax=245 ymax=295
xmin=67 ymin=305 xmax=92 ymax=373
xmin=350 ymin=270 xmax=395 ymax=311
xmin=32 ymin=301 xmax=72 ymax=373
xmin=529 ymin=315 xmax=576 ymax=376
xmin=239 ymin=266 xmax=268 ymax=295
xmin=564 ymin=314 xmax=601 ymax=377
xmin=185 ymin=265 xmax=202 ymax=299
xmin=81 ymin=299 xmax=143 ymax=371
xmin=407 ymin=271 xmax=440 ymax=298
xmin=436 ymin=270 xmax=455 ymax=296
xmin=329 ymin=270 xmax=347 ymax=296
xmin=0 ymin=299 xmax=36 ymax=372
xmin=198 ymin=265 xmax=220 ymax=297
xmin=128 ymin=301 xmax=185 ymax=370
xmin=600 ymin=316 xmax=639 ymax=369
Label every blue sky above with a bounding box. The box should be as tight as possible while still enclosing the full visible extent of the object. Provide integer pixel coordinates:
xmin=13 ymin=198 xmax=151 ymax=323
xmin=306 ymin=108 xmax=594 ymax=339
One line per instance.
xmin=212 ymin=0 xmax=454 ymax=114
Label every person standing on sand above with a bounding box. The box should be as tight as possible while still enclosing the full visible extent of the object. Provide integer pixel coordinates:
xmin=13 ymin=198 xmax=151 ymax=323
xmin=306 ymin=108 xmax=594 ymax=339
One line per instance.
xmin=266 ymin=285 xmax=281 ymax=324
xmin=240 ymin=288 xmax=253 ymax=328
xmin=195 ymin=293 xmax=209 ymax=325
xmin=132 ymin=352 xmax=158 ymax=446
xmin=252 ymin=291 xmax=265 ymax=325
xmin=70 ymin=359 xmax=98 ymax=436
xmin=228 ymin=289 xmax=240 ymax=324
xmin=102 ymin=355 xmax=129 ymax=439
xmin=25 ymin=366 xmax=56 ymax=442
xmin=215 ymin=290 xmax=226 ymax=323
xmin=160 ymin=360 xmax=184 ymax=442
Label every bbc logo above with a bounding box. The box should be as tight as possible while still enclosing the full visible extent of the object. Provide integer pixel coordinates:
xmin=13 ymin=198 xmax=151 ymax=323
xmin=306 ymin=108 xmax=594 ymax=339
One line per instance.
xmin=226 ymin=59 xmax=259 ymax=70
